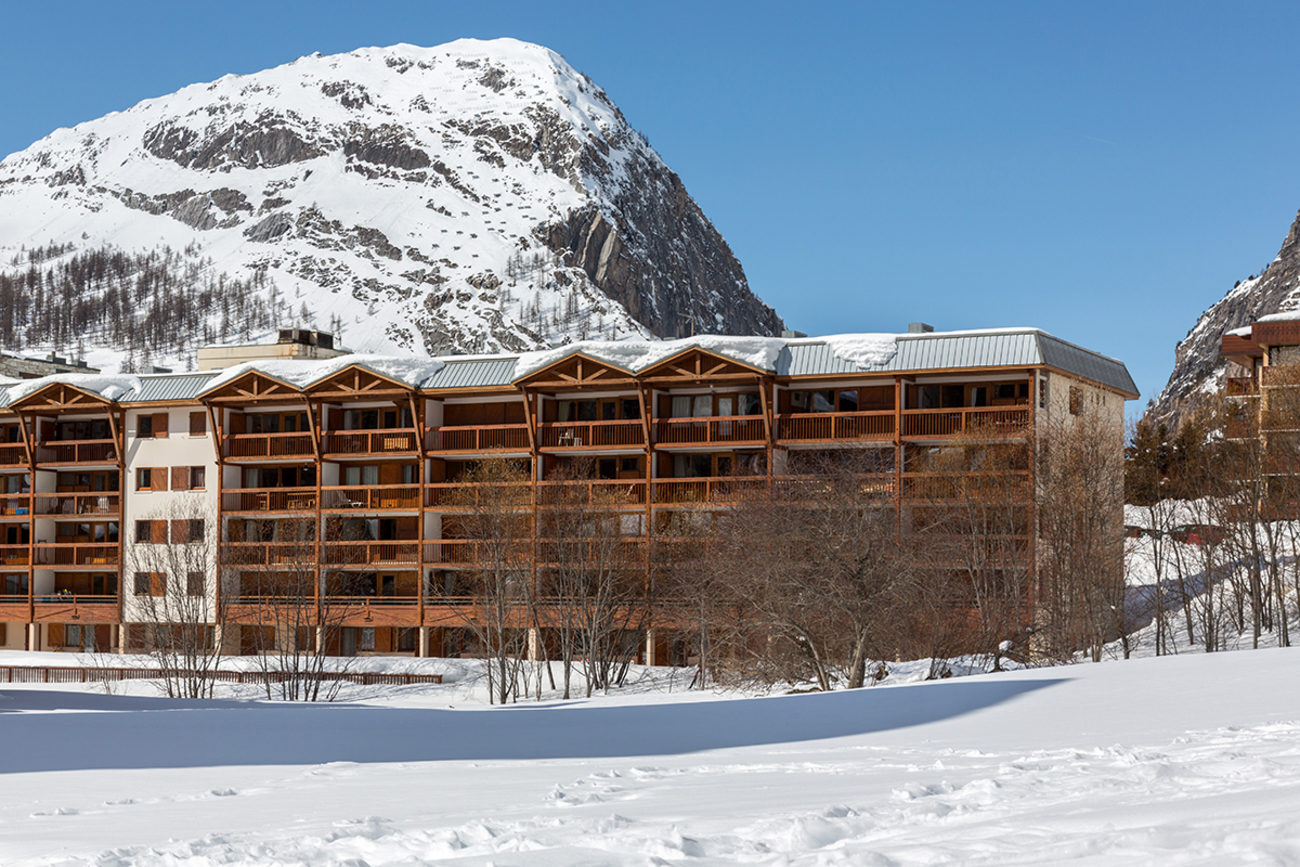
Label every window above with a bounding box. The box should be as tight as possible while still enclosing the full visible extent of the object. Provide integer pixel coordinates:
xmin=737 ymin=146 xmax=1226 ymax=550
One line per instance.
xmin=136 ymin=413 xmax=168 ymax=439
xmin=838 ymin=390 xmax=859 ymax=413
xmin=170 ymin=519 xmax=204 ymax=543
xmin=168 ymin=466 xmax=206 ymax=491
xmin=186 ymin=572 xmax=205 ymax=597
xmin=360 ymin=627 xmax=375 ymax=651
xmin=739 ymin=393 xmax=762 ymax=416
xmin=135 ymin=520 xmax=168 ymax=543
xmin=136 ymin=467 xmax=167 ymax=492
xmin=1039 ymin=378 xmax=1048 ymax=409
xmin=189 ymin=411 xmax=207 ymax=436
xmin=1069 ymin=386 xmax=1083 ymax=416
xmin=134 ymin=572 xmax=165 ymax=596
xmin=191 ymin=466 xmax=206 ymax=489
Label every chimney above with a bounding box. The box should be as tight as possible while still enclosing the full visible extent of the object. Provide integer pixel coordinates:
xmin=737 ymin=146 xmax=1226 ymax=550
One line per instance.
xmin=908 ymin=322 xmax=935 ymax=334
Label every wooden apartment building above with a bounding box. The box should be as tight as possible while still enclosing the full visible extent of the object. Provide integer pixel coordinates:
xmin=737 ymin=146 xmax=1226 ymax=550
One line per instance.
xmin=0 ymin=328 xmax=1137 ymax=659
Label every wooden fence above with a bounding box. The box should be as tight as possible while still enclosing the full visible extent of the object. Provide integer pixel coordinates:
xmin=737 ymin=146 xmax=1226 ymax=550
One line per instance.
xmin=0 ymin=665 xmax=442 ymax=686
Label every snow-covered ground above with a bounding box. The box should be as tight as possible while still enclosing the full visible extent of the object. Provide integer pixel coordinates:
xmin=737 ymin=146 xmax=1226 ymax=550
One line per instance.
xmin=4 ymin=648 xmax=1300 ymax=864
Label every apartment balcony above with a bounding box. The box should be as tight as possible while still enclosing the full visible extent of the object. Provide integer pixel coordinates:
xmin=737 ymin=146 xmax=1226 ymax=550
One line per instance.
xmin=535 ymin=478 xmax=647 ymax=508
xmin=0 ymin=444 xmax=26 ymax=466
xmin=1262 ymin=366 xmax=1300 ymax=387
xmin=776 ymin=411 xmax=895 ymax=443
xmin=900 ymin=471 xmax=1032 ymax=501
xmin=34 ymin=492 xmax=120 ymax=517
xmin=772 ymin=474 xmax=896 ymax=501
xmin=34 ymin=439 xmax=118 ymax=465
xmin=223 ymin=432 xmax=314 ymax=461
xmin=33 ymin=543 xmax=118 ymax=567
xmin=32 ymin=594 xmax=119 ymax=623
xmin=425 ymin=539 xmax=496 ymax=566
xmin=0 ymin=593 xmax=28 ymax=621
xmin=321 ymin=485 xmax=421 ymax=512
xmin=650 ymin=475 xmax=768 ymax=505
xmin=0 ymin=545 xmax=29 ymax=566
xmin=426 ymin=424 xmax=530 ymax=454
xmin=425 ymin=481 xmax=532 ymax=510
xmin=321 ymin=540 xmax=421 ymax=566
xmin=0 ymin=493 xmax=30 ymax=517
xmin=322 ymin=429 xmax=418 ymax=458
xmin=653 ymin=416 xmax=765 ymax=448
xmin=901 ymin=407 xmax=1030 ymax=439
xmin=220 ymin=542 xmax=315 ymax=567
xmin=1225 ymin=376 xmax=1259 ymax=397
xmin=538 ymin=420 xmax=645 ymax=450
xmin=221 ymin=487 xmax=317 ymax=514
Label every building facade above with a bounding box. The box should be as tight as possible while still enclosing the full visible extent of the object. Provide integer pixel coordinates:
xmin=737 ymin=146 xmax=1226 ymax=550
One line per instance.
xmin=0 ymin=329 xmax=1137 ymax=659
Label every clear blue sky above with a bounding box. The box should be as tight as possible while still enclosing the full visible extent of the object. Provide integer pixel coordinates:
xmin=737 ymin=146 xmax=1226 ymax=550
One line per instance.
xmin=2 ymin=1 xmax=1298 ymax=411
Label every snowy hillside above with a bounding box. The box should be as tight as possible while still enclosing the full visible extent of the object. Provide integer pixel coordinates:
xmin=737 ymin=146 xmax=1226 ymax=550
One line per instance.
xmin=0 ymin=38 xmax=783 ymax=370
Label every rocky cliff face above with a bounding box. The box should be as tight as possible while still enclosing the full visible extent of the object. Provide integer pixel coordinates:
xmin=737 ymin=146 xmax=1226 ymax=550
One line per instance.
xmin=1150 ymin=210 xmax=1300 ymax=428
xmin=0 ymin=38 xmax=782 ymax=368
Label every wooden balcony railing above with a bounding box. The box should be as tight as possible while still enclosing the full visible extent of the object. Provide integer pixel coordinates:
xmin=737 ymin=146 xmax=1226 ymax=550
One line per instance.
xmin=33 ymin=543 xmax=118 ymax=566
xmin=0 ymin=545 xmax=29 ymax=566
xmin=776 ymin=411 xmax=895 ymax=442
xmin=1225 ymin=376 xmax=1258 ymax=396
xmin=901 ymin=471 xmax=1031 ymax=501
xmin=321 ymin=541 xmax=420 ymax=565
xmin=654 ymin=416 xmax=765 ymax=446
xmin=425 ymin=539 xmax=492 ymax=565
xmin=224 ymin=432 xmax=314 ymax=460
xmin=426 ymin=425 xmax=530 ymax=453
xmin=771 ymin=475 xmax=896 ymax=501
xmin=538 ymin=420 xmax=645 ymax=449
xmin=535 ymin=479 xmax=647 ymax=507
xmin=221 ymin=488 xmax=317 ymax=513
xmin=1262 ymin=366 xmax=1300 ymax=387
xmin=31 ymin=594 xmax=120 ymax=622
xmin=321 ymin=486 xmax=421 ymax=511
xmin=323 ymin=429 xmax=418 ymax=456
xmin=35 ymin=439 xmax=117 ymax=464
xmin=34 ymin=492 xmax=120 ymax=516
xmin=0 ymin=444 xmax=25 ymax=466
xmin=221 ymin=542 xmax=314 ymax=566
xmin=0 ymin=493 xmax=30 ymax=517
xmin=425 ymin=481 xmax=532 ymax=509
xmin=651 ymin=476 xmax=768 ymax=504
xmin=901 ymin=407 xmax=1029 ymax=438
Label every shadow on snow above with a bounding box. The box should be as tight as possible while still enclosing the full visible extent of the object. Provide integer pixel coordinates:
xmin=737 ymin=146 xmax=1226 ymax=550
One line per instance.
xmin=0 ymin=677 xmax=1062 ymax=773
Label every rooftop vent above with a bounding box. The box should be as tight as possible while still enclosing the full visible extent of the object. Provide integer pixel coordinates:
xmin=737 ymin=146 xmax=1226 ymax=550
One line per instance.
xmin=780 ymin=329 xmax=807 ymax=339
xmin=908 ymin=322 xmax=935 ymax=334
xmin=278 ymin=328 xmax=334 ymax=348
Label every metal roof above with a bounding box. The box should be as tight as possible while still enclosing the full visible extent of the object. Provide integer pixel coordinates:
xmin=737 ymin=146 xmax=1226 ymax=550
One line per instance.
xmin=422 ymin=357 xmax=518 ymax=390
xmin=129 ymin=372 xmax=222 ymax=402
xmin=0 ymin=329 xmax=1139 ymax=405
xmin=779 ymin=330 xmax=1136 ymax=396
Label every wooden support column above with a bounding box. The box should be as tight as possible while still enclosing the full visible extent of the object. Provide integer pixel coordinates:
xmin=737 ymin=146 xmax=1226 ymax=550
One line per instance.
xmin=1028 ymin=369 xmax=1040 ymax=617
xmin=110 ymin=407 xmax=125 ymax=629
xmin=637 ymin=385 xmax=653 ymax=603
xmin=17 ymin=412 xmax=34 ymax=644
xmin=306 ymin=400 xmax=323 ymax=615
xmin=409 ymin=392 xmax=427 ymax=642
xmin=758 ymin=375 xmax=774 ymax=487
xmin=208 ymin=403 xmax=226 ymax=624
xmin=894 ymin=377 xmax=904 ymax=535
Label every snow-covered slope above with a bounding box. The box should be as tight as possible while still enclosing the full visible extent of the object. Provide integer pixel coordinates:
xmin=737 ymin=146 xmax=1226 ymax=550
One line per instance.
xmin=0 ymin=38 xmax=782 ymax=368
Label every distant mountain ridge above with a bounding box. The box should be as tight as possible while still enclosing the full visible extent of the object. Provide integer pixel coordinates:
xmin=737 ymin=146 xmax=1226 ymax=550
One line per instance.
xmin=0 ymin=38 xmax=782 ymax=370
xmin=1150 ymin=209 xmax=1300 ymax=428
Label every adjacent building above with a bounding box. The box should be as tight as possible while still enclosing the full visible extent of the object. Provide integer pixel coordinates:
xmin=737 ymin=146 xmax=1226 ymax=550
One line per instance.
xmin=0 ymin=327 xmax=1137 ymax=659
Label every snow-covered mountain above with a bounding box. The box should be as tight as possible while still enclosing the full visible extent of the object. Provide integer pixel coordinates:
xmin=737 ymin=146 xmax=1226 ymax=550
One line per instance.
xmin=1150 ymin=209 xmax=1300 ymax=428
xmin=0 ymin=38 xmax=782 ymax=369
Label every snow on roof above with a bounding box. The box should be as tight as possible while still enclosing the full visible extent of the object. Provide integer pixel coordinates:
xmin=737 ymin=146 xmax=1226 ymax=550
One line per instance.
xmin=1256 ymin=310 xmax=1300 ymax=324
xmin=512 ymin=335 xmax=791 ymax=379
xmin=5 ymin=373 xmax=142 ymax=403
xmin=202 ymin=354 xmax=446 ymax=393
xmin=815 ymin=334 xmax=899 ymax=369
xmin=1226 ymin=326 xmax=1254 ymax=338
